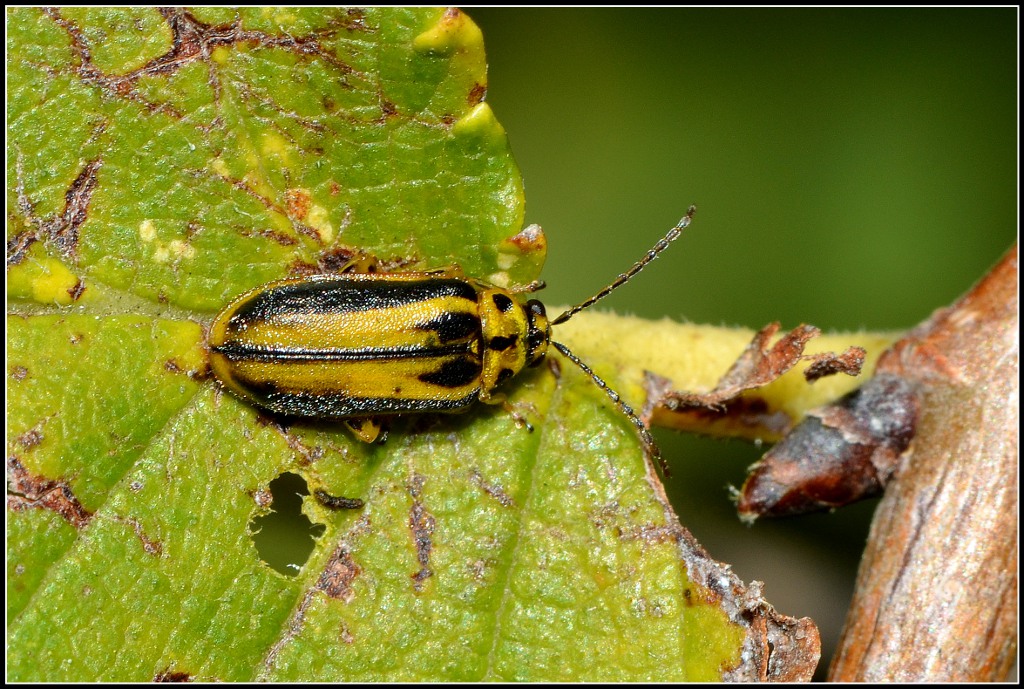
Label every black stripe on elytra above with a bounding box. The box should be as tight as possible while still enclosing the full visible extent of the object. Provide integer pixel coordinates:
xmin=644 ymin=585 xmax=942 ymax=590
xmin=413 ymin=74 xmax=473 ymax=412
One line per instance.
xmin=487 ymin=334 xmax=518 ymax=351
xmin=230 ymin=278 xmax=479 ymax=328
xmin=417 ymin=311 xmax=481 ymax=343
xmin=212 ymin=341 xmax=474 ymax=362
xmin=417 ymin=356 xmax=483 ymax=389
xmin=249 ymin=388 xmax=481 ymax=417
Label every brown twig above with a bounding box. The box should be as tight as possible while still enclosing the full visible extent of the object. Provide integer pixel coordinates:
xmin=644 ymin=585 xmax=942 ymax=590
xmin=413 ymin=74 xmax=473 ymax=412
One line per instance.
xmin=828 ymin=245 xmax=1018 ymax=681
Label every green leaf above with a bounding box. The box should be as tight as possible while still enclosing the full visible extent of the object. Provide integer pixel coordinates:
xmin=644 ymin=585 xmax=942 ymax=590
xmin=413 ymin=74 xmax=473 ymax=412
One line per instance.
xmin=8 ymin=7 xmax=790 ymax=681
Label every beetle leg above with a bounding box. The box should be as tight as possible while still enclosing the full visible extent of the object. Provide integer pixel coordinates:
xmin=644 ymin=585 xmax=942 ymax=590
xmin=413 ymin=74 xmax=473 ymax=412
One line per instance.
xmin=478 ymin=388 xmax=503 ymax=405
xmin=510 ymin=280 xmax=546 ymax=294
xmin=344 ymin=417 xmax=384 ymax=443
xmin=503 ymin=401 xmax=535 ymax=433
xmin=480 ymin=390 xmax=535 ymax=433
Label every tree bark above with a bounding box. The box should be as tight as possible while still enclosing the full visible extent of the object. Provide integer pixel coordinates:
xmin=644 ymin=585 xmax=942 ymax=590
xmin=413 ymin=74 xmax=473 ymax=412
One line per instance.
xmin=829 ymin=246 xmax=1018 ymax=681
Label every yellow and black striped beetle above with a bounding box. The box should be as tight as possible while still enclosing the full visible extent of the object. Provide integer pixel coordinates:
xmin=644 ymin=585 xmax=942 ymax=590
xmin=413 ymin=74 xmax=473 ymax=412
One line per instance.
xmin=208 ymin=206 xmax=696 ymax=475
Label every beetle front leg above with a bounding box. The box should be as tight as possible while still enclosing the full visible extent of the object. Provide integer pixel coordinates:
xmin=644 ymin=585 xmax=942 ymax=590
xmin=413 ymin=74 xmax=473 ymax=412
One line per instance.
xmin=479 ymin=390 xmax=534 ymax=433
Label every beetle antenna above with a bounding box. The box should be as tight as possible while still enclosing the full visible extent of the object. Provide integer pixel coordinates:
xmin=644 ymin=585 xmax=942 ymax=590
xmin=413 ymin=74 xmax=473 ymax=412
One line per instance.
xmin=551 ymin=205 xmax=696 ymax=326
xmin=550 ymin=340 xmax=669 ymax=476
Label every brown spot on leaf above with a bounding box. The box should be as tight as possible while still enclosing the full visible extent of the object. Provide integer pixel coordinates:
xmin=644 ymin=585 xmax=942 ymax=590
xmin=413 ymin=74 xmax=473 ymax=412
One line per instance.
xmin=14 ymin=157 xmax=102 ymax=262
xmin=616 ymin=522 xmax=680 ymax=545
xmin=313 ymin=247 xmax=360 ymax=274
xmin=10 ymin=365 xmax=29 ymax=381
xmin=504 ymin=223 xmax=547 ymax=257
xmin=407 ymin=474 xmax=435 ymax=592
xmin=208 ymin=173 xmax=324 ymax=243
xmin=284 ymin=188 xmax=312 ymax=221
xmin=317 ymin=543 xmax=362 ymax=602
xmin=253 ymin=488 xmax=273 ymax=508
xmin=342 ymin=7 xmax=368 ymax=29
xmin=6 ymin=456 xmax=93 ymax=529
xmin=236 ymin=225 xmax=298 ymax=247
xmin=469 ymin=559 xmax=491 ymax=583
xmin=44 ymin=8 xmax=365 ymax=120
xmin=16 ymin=428 xmax=43 ymax=450
xmin=468 ymin=82 xmax=487 ymax=105
xmin=6 ymin=231 xmax=37 ymax=267
xmin=379 ymin=98 xmax=398 ymax=120
xmin=154 ymin=668 xmax=193 ymax=682
xmin=269 ymin=424 xmax=325 ymax=466
xmin=120 ymin=516 xmax=164 ymax=556
xmin=468 ymin=468 xmax=515 ymax=507
xmin=67 ymin=278 xmax=86 ymax=301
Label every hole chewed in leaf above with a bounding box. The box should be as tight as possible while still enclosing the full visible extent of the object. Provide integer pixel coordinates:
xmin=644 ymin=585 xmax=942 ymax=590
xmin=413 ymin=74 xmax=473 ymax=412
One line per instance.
xmin=249 ymin=472 xmax=326 ymax=576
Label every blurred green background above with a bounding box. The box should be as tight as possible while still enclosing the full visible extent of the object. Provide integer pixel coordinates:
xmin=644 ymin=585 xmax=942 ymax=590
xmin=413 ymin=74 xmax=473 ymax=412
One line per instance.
xmin=470 ymin=8 xmax=1016 ymax=677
